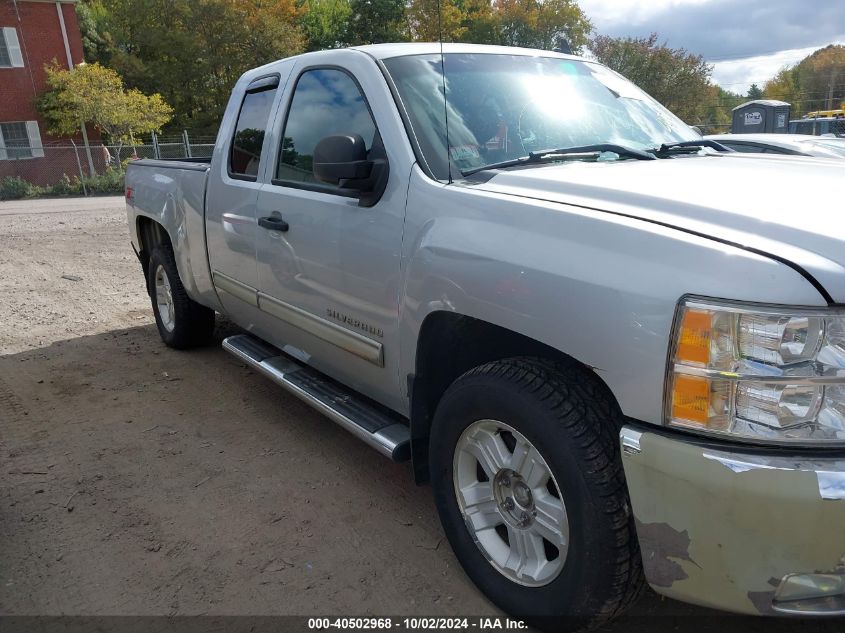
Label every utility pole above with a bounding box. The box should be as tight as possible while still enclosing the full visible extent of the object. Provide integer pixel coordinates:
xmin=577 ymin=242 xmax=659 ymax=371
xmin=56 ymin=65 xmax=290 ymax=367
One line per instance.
xmin=827 ymin=67 xmax=839 ymax=111
xmin=56 ymin=2 xmax=95 ymax=175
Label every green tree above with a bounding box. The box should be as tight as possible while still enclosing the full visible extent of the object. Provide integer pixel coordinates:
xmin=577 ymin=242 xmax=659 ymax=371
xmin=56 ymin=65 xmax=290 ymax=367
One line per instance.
xmin=75 ymin=0 xmax=112 ymax=62
xmin=457 ymin=0 xmax=497 ymax=44
xmin=590 ymin=32 xmax=713 ymax=122
xmin=38 ymin=62 xmax=172 ymax=146
xmin=77 ymin=0 xmax=305 ymax=132
xmin=345 ymin=0 xmax=407 ymax=44
xmin=746 ymin=83 xmax=763 ymax=99
xmin=301 ymin=0 xmax=352 ymax=50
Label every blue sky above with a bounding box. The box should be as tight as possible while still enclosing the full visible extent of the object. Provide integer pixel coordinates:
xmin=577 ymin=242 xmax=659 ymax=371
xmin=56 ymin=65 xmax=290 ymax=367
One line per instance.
xmin=580 ymin=0 xmax=845 ymax=94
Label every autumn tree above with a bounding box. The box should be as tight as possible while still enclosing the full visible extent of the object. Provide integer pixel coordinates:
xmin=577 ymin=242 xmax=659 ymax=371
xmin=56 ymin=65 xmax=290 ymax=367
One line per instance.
xmin=590 ymin=33 xmax=712 ymax=122
xmin=696 ymin=85 xmax=743 ymax=133
xmin=77 ymin=0 xmax=305 ymax=132
xmin=533 ymin=0 xmax=592 ymax=51
xmin=38 ymin=62 xmax=172 ymax=155
xmin=493 ymin=0 xmax=537 ymax=47
xmin=76 ymin=0 xmax=597 ymax=128
xmin=794 ymin=45 xmax=845 ymax=113
xmin=345 ymin=0 xmax=407 ymax=44
xmin=491 ymin=0 xmax=590 ymax=51
xmin=763 ymin=67 xmax=800 ymax=108
xmin=762 ymin=45 xmax=845 ymax=116
xmin=236 ymin=0 xmax=305 ymax=61
xmin=407 ymin=0 xmax=591 ymax=52
xmin=407 ymin=0 xmax=466 ymax=42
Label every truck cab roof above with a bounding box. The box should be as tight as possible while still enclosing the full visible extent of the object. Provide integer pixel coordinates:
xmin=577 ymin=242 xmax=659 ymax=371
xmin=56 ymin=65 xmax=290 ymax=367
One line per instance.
xmin=245 ymin=42 xmax=585 ymax=78
xmin=350 ymin=42 xmax=583 ymax=61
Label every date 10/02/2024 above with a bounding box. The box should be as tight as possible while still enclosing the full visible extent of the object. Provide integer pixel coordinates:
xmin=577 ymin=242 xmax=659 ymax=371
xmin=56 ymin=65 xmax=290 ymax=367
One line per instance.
xmin=307 ymin=617 xmax=528 ymax=630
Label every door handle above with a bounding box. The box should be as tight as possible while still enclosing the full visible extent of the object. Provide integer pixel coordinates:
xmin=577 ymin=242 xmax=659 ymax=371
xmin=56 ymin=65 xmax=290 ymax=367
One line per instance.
xmin=258 ymin=215 xmax=289 ymax=232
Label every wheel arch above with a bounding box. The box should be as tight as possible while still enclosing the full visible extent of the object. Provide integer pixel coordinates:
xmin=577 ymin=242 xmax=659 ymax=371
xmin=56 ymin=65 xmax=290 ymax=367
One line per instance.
xmin=133 ymin=208 xmax=220 ymax=311
xmin=136 ymin=215 xmax=173 ymax=287
xmin=408 ymin=311 xmax=620 ymax=483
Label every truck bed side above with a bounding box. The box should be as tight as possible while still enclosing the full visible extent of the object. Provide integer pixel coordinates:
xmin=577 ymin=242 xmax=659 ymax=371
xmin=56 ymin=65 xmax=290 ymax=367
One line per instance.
xmin=125 ymin=159 xmax=222 ymax=312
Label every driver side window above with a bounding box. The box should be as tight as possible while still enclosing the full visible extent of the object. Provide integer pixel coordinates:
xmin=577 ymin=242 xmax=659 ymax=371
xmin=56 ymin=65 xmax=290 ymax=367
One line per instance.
xmin=275 ymin=68 xmax=377 ymax=189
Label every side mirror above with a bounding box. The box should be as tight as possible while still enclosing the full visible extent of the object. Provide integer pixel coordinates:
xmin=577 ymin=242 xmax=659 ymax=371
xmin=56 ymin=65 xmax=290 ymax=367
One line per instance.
xmin=313 ymin=133 xmax=389 ymax=208
xmin=313 ymin=134 xmax=372 ymax=185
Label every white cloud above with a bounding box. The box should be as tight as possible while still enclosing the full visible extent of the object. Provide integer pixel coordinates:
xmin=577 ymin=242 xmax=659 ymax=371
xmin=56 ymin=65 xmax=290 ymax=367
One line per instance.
xmin=580 ymin=0 xmax=711 ymax=29
xmin=711 ymin=42 xmax=845 ymax=95
xmin=578 ymin=0 xmax=845 ymax=96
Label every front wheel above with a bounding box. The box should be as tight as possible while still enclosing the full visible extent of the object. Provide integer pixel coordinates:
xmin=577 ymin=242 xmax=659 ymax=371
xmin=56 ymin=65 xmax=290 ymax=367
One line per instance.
xmin=147 ymin=245 xmax=215 ymax=349
xmin=429 ymin=358 xmax=643 ymax=631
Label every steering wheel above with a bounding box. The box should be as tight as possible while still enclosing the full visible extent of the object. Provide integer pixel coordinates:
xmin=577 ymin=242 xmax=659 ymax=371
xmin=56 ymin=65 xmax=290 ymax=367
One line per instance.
xmin=517 ymin=102 xmax=549 ymax=154
xmin=467 ymin=94 xmax=503 ymax=151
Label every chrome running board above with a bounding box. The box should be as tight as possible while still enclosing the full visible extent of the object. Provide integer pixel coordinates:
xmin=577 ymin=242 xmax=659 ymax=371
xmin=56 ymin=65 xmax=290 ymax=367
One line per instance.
xmin=222 ymin=334 xmax=410 ymax=462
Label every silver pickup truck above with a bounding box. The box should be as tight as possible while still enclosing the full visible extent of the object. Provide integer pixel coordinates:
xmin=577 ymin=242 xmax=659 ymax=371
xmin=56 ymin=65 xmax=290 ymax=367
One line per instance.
xmin=126 ymin=43 xmax=845 ymax=628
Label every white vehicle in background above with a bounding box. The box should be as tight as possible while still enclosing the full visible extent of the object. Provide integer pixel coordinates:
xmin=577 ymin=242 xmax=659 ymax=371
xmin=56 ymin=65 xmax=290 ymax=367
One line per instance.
xmin=705 ymin=133 xmax=845 ymax=158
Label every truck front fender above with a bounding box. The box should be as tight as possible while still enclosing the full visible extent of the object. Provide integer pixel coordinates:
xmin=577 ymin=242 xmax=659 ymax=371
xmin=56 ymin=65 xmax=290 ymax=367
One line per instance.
xmin=398 ymin=165 xmax=827 ymax=428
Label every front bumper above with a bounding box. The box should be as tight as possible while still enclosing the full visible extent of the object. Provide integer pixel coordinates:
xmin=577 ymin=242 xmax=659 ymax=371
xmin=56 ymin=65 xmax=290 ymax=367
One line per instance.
xmin=620 ymin=426 xmax=845 ymax=615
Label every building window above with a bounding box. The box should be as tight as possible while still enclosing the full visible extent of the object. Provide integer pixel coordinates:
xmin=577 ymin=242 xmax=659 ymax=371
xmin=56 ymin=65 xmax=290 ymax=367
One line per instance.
xmin=0 ymin=32 xmax=10 ymax=67
xmin=0 ymin=27 xmax=25 ymax=68
xmin=0 ymin=121 xmax=45 ymax=160
xmin=2 ymin=123 xmax=32 ymax=159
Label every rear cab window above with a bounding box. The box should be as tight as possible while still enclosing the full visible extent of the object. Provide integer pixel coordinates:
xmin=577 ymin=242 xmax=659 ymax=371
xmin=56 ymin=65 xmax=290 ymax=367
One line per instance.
xmin=229 ymin=75 xmax=280 ymax=180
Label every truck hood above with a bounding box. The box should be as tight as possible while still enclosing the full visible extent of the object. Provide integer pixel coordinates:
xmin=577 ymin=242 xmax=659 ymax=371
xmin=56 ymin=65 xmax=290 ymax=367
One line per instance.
xmin=469 ymin=153 xmax=845 ymax=302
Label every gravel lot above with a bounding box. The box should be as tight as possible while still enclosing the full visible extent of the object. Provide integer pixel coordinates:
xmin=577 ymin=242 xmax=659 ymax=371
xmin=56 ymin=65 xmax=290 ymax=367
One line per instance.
xmin=0 ymin=197 xmax=836 ymax=631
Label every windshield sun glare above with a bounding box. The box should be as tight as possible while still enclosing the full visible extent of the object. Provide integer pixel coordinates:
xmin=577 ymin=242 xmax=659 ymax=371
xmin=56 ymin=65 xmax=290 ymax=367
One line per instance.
xmin=383 ymin=53 xmax=700 ymax=179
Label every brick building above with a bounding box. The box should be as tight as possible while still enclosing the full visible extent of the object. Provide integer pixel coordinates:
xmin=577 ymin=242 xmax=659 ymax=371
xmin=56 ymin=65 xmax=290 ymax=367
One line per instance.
xmin=1 ymin=0 xmax=98 ymax=186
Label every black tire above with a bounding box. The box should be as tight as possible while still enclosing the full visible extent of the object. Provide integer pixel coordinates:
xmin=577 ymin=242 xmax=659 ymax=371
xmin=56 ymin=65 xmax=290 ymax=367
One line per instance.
xmin=430 ymin=357 xmax=644 ymax=632
xmin=146 ymin=245 xmax=215 ymax=349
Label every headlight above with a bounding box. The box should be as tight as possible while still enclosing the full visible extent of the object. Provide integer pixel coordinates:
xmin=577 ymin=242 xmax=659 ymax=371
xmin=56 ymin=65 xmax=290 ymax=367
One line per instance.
xmin=666 ymin=298 xmax=845 ymax=444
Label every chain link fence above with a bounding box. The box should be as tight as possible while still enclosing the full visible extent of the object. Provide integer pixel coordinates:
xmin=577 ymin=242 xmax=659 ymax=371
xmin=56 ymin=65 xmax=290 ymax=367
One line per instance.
xmin=692 ymin=122 xmax=732 ymax=135
xmin=693 ymin=119 xmax=845 ymax=137
xmin=0 ymin=131 xmax=216 ymax=200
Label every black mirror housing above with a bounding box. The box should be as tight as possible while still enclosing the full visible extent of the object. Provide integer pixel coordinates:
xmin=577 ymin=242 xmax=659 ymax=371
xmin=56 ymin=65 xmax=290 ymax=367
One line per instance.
xmin=313 ymin=134 xmax=372 ymax=185
xmin=312 ymin=133 xmax=389 ymax=207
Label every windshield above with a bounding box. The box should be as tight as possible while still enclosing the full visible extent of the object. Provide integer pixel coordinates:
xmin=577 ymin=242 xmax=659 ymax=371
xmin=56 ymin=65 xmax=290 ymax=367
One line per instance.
xmin=383 ymin=53 xmax=700 ymax=179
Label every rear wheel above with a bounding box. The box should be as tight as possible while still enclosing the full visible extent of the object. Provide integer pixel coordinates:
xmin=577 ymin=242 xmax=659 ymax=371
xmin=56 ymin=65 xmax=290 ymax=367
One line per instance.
xmin=147 ymin=245 xmax=215 ymax=349
xmin=430 ymin=358 xmax=643 ymax=631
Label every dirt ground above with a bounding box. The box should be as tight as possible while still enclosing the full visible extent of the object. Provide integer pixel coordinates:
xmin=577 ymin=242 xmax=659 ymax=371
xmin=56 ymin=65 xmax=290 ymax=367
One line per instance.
xmin=0 ymin=197 xmax=838 ymax=631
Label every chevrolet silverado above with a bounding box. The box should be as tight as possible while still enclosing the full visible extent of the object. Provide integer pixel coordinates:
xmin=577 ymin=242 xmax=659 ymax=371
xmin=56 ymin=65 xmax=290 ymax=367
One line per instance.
xmin=125 ymin=43 xmax=845 ymax=628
